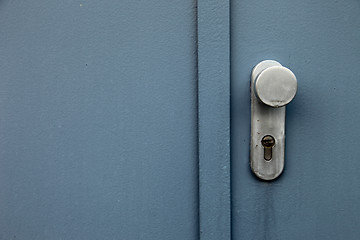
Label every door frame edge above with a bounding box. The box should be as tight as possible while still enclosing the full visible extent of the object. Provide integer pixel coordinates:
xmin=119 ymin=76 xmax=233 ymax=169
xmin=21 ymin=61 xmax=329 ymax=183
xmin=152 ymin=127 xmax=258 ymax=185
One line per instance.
xmin=197 ymin=0 xmax=231 ymax=239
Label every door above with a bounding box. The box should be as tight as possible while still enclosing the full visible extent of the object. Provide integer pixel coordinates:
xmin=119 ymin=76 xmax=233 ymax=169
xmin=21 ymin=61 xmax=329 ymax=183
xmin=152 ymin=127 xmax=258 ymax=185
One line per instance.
xmin=0 ymin=1 xmax=198 ymax=239
xmin=232 ymin=0 xmax=360 ymax=239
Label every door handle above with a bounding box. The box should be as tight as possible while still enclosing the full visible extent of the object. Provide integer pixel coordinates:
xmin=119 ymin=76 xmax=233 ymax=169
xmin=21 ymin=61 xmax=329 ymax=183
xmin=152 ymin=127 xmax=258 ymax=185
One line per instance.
xmin=250 ymin=60 xmax=297 ymax=180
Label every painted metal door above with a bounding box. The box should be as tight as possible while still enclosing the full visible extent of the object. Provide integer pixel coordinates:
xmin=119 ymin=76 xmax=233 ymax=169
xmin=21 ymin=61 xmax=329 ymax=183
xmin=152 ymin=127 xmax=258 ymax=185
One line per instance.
xmin=0 ymin=1 xmax=198 ymax=239
xmin=232 ymin=0 xmax=360 ymax=239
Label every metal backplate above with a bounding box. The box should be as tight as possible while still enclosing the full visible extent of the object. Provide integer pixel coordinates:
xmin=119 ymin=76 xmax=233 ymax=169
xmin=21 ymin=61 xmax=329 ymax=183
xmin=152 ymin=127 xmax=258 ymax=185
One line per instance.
xmin=250 ymin=60 xmax=285 ymax=180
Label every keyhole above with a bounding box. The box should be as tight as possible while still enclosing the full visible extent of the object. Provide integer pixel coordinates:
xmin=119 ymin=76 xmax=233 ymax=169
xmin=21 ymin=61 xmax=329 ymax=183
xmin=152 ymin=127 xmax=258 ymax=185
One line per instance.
xmin=261 ymin=135 xmax=275 ymax=161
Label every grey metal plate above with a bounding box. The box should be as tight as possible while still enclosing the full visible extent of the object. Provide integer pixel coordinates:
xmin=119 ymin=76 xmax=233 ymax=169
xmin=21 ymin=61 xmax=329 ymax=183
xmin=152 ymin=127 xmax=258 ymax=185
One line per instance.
xmin=251 ymin=60 xmax=285 ymax=180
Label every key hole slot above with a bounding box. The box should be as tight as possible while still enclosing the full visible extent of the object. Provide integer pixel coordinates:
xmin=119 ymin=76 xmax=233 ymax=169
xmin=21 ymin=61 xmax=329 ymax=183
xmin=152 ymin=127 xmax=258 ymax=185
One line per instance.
xmin=261 ymin=135 xmax=275 ymax=161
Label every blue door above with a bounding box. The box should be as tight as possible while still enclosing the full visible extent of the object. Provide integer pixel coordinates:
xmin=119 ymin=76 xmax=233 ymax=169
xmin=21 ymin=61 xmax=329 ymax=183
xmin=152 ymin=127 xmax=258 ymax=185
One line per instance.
xmin=2 ymin=1 xmax=358 ymax=239
xmin=0 ymin=1 xmax=198 ymax=239
xmin=232 ymin=0 xmax=360 ymax=239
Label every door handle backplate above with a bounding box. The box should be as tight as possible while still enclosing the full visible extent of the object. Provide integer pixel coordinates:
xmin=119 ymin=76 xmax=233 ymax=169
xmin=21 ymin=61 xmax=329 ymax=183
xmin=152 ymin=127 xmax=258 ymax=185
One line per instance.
xmin=250 ymin=60 xmax=297 ymax=180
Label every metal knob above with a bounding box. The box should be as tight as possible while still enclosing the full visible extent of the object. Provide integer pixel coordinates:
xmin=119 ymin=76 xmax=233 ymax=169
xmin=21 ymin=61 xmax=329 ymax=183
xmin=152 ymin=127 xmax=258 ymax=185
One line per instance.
xmin=255 ymin=66 xmax=297 ymax=107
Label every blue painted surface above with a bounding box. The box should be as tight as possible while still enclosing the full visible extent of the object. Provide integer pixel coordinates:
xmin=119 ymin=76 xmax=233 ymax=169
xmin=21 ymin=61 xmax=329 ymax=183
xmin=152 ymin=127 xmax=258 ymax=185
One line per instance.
xmin=198 ymin=0 xmax=231 ymax=239
xmin=231 ymin=0 xmax=360 ymax=239
xmin=0 ymin=1 xmax=198 ymax=239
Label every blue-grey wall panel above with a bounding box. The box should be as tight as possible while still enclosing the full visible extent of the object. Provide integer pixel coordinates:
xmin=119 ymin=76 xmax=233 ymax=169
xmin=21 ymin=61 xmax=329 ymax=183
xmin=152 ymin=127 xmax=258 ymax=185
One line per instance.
xmin=0 ymin=1 xmax=198 ymax=239
xmin=231 ymin=0 xmax=360 ymax=239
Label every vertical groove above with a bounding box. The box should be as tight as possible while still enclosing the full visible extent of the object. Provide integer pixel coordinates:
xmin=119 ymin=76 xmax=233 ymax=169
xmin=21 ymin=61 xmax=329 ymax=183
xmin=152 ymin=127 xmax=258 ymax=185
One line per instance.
xmin=195 ymin=0 xmax=200 ymax=239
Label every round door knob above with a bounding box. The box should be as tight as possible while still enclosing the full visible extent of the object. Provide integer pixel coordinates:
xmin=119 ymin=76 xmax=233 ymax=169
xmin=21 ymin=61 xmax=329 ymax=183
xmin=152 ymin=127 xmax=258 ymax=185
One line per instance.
xmin=255 ymin=66 xmax=297 ymax=107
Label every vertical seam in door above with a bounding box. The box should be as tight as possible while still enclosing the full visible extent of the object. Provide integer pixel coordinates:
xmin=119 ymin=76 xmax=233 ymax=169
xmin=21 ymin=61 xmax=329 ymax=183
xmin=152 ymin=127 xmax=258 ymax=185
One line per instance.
xmin=195 ymin=0 xmax=200 ymax=239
